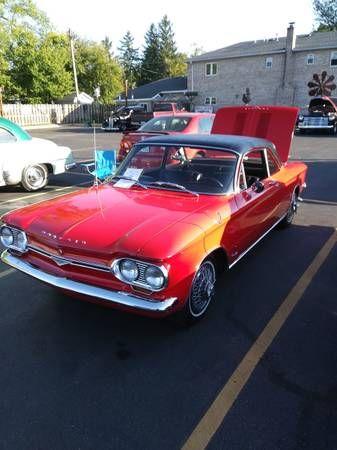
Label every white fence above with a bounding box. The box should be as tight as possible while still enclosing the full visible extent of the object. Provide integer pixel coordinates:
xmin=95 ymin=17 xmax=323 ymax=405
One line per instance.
xmin=2 ymin=103 xmax=112 ymax=126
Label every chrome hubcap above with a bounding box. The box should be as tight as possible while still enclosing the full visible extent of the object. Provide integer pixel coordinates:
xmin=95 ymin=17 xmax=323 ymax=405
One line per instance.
xmin=189 ymin=261 xmax=216 ymax=317
xmin=26 ymin=166 xmax=44 ymax=188
xmin=286 ymin=192 xmax=298 ymax=222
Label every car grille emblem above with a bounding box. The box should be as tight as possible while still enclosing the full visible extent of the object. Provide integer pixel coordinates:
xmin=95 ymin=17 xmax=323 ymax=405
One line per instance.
xmin=51 ymin=256 xmax=68 ymax=267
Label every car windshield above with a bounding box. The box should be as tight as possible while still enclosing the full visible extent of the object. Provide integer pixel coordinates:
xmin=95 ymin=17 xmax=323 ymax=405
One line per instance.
xmin=139 ymin=116 xmax=191 ymax=132
xmin=113 ymin=144 xmax=238 ymax=194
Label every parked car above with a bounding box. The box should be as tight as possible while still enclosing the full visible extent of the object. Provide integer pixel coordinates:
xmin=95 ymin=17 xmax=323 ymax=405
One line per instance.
xmin=0 ymin=117 xmax=75 ymax=191
xmin=102 ymin=102 xmax=186 ymax=132
xmin=0 ymin=106 xmax=307 ymax=324
xmin=118 ymin=113 xmax=215 ymax=162
xmin=296 ymin=96 xmax=337 ymax=134
xmin=102 ymin=105 xmax=151 ymax=132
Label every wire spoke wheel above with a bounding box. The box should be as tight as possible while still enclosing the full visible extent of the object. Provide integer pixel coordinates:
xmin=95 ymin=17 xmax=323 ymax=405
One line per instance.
xmin=285 ymin=191 xmax=298 ymax=224
xmin=189 ymin=260 xmax=216 ymax=317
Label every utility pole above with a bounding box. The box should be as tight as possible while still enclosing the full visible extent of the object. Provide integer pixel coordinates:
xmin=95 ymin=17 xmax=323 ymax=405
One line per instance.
xmin=125 ymin=79 xmax=128 ymax=107
xmin=68 ymin=29 xmax=79 ymax=102
xmin=0 ymin=86 xmax=3 ymax=117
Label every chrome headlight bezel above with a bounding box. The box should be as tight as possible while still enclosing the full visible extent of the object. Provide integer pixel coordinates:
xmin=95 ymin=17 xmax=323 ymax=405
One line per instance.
xmin=0 ymin=225 xmax=28 ymax=253
xmin=111 ymin=258 xmax=168 ymax=291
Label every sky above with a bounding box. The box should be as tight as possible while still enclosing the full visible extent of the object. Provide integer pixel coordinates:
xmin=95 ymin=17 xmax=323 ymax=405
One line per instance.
xmin=35 ymin=0 xmax=316 ymax=55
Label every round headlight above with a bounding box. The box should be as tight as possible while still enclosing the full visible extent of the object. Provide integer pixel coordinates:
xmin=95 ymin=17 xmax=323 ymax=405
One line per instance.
xmin=16 ymin=231 xmax=27 ymax=252
xmin=298 ymin=114 xmax=304 ymax=121
xmin=0 ymin=226 xmax=14 ymax=247
xmin=144 ymin=266 xmax=165 ymax=289
xmin=119 ymin=259 xmax=139 ymax=282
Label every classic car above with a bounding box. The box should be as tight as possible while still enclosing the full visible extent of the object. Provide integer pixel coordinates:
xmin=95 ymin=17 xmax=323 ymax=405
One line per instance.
xmin=296 ymin=96 xmax=337 ymax=134
xmin=0 ymin=106 xmax=307 ymax=324
xmin=0 ymin=117 xmax=75 ymax=191
xmin=118 ymin=113 xmax=214 ymax=162
xmin=101 ymin=105 xmax=151 ymax=132
xmin=102 ymin=102 xmax=186 ymax=132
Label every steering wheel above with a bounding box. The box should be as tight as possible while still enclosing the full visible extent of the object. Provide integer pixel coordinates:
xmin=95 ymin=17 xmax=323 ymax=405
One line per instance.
xmin=199 ymin=176 xmax=224 ymax=188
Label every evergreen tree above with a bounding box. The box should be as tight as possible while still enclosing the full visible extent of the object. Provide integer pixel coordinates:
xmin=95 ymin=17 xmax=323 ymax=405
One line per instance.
xmin=102 ymin=36 xmax=113 ymax=57
xmin=118 ymin=31 xmax=139 ymax=85
xmin=139 ymin=23 xmax=162 ymax=85
xmin=158 ymin=15 xmax=186 ymax=78
xmin=314 ymin=0 xmax=337 ymax=31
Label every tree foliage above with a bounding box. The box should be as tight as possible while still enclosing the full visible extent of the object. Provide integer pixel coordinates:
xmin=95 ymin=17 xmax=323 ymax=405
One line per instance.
xmin=313 ymin=0 xmax=337 ymax=31
xmin=76 ymin=39 xmax=123 ymax=104
xmin=118 ymin=31 xmax=139 ymax=85
xmin=139 ymin=23 xmax=162 ymax=85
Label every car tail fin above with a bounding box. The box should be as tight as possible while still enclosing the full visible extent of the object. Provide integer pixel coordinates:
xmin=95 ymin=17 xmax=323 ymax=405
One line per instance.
xmin=211 ymin=105 xmax=299 ymax=163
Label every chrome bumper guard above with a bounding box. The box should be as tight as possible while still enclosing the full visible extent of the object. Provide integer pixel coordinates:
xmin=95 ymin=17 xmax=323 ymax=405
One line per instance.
xmin=1 ymin=250 xmax=177 ymax=313
xmin=298 ymin=124 xmax=333 ymax=129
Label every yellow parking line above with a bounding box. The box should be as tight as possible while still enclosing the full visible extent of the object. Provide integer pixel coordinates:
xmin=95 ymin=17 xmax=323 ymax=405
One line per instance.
xmin=0 ymin=268 xmax=15 ymax=278
xmin=1 ymin=181 xmax=91 ymax=205
xmin=182 ymin=229 xmax=337 ymax=450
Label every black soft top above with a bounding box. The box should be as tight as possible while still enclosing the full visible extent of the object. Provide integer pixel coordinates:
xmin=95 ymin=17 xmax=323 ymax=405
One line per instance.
xmin=137 ymin=133 xmax=276 ymax=157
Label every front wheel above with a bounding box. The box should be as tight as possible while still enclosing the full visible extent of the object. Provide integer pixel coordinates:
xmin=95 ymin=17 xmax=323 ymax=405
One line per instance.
xmin=21 ymin=164 xmax=49 ymax=191
xmin=279 ymin=190 xmax=298 ymax=228
xmin=172 ymin=259 xmax=217 ymax=326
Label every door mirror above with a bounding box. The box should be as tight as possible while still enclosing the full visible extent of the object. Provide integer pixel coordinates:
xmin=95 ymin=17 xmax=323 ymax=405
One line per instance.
xmin=252 ymin=180 xmax=264 ymax=193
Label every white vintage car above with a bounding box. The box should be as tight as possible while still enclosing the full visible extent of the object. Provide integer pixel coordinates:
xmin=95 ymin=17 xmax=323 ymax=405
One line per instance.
xmin=0 ymin=117 xmax=75 ymax=191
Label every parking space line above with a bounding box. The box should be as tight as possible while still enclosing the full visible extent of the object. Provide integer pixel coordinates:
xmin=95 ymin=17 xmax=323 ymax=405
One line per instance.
xmin=0 ymin=181 xmax=91 ymax=205
xmin=0 ymin=268 xmax=15 ymax=278
xmin=182 ymin=229 xmax=337 ymax=450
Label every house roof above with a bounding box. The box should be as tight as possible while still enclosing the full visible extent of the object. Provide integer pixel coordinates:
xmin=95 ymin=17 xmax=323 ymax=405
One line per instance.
xmin=125 ymin=77 xmax=187 ymax=100
xmin=190 ymin=30 xmax=337 ymax=62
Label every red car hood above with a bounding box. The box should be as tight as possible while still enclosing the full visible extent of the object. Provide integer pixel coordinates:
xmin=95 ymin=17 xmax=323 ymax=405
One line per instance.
xmin=3 ymin=185 xmax=223 ymax=260
xmin=212 ymin=105 xmax=299 ymax=163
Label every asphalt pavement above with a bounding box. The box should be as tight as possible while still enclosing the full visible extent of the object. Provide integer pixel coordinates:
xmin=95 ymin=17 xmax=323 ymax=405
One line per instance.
xmin=0 ymin=127 xmax=336 ymax=450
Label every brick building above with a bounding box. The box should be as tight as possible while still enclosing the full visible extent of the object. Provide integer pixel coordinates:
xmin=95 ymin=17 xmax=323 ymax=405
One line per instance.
xmin=188 ymin=24 xmax=337 ymax=110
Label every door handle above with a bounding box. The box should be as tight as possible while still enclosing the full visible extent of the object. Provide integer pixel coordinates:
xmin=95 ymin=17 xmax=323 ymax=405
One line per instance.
xmin=269 ymin=181 xmax=280 ymax=187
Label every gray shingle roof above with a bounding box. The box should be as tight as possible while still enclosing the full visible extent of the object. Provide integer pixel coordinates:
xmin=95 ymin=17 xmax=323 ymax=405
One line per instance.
xmin=190 ymin=31 xmax=337 ymax=62
xmin=125 ymin=77 xmax=187 ymax=100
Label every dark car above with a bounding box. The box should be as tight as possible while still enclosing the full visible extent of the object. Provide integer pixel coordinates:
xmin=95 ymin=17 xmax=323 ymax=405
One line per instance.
xmin=296 ymin=96 xmax=337 ymax=134
xmin=102 ymin=105 xmax=152 ymax=132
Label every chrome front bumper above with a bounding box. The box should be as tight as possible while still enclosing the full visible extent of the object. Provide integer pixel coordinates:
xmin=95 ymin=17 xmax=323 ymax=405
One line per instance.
xmin=1 ymin=250 xmax=177 ymax=313
xmin=298 ymin=124 xmax=334 ymax=129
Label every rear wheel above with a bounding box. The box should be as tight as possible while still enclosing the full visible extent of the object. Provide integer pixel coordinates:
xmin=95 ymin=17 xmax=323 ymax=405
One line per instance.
xmin=279 ymin=190 xmax=298 ymax=228
xmin=21 ymin=164 xmax=49 ymax=191
xmin=172 ymin=258 xmax=217 ymax=326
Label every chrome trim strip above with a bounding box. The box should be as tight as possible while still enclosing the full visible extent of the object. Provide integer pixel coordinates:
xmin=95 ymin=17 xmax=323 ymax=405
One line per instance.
xmin=1 ymin=250 xmax=177 ymax=313
xmin=28 ymin=245 xmax=110 ymax=272
xmin=228 ymin=213 xmax=287 ymax=269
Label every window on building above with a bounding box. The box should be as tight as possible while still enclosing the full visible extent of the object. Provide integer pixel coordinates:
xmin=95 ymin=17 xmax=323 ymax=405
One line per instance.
xmin=265 ymin=57 xmax=273 ymax=69
xmin=307 ymin=54 xmax=315 ymax=65
xmin=205 ymin=97 xmax=217 ymax=105
xmin=330 ymin=51 xmax=337 ymax=67
xmin=205 ymin=63 xmax=218 ymax=76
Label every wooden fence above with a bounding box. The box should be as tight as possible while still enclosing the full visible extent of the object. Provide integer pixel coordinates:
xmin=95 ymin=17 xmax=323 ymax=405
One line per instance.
xmin=1 ymin=103 xmax=112 ymax=126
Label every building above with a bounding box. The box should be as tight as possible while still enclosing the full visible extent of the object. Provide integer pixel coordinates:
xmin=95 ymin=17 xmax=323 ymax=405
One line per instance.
xmin=117 ymin=76 xmax=196 ymax=111
xmin=188 ymin=24 xmax=337 ymax=110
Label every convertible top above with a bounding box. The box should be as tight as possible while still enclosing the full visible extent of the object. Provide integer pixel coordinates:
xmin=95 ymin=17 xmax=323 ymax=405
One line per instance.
xmin=137 ymin=133 xmax=276 ymax=156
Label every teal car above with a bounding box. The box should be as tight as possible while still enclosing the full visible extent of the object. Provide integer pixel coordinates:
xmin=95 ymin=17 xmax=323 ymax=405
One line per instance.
xmin=0 ymin=117 xmax=75 ymax=191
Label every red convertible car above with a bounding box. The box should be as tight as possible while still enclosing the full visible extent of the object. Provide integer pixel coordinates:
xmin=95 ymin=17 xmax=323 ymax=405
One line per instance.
xmin=118 ymin=113 xmax=214 ymax=162
xmin=0 ymin=106 xmax=307 ymax=324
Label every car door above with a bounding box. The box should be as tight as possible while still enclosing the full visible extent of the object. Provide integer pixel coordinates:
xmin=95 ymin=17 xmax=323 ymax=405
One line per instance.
xmin=231 ymin=148 xmax=283 ymax=256
xmin=0 ymin=127 xmax=19 ymax=185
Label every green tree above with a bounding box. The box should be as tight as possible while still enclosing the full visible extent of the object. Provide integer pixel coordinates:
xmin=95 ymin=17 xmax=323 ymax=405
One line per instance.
xmin=313 ymin=0 xmax=337 ymax=31
xmin=76 ymin=39 xmax=123 ymax=103
xmin=139 ymin=23 xmax=162 ymax=85
xmin=118 ymin=31 xmax=139 ymax=85
xmin=158 ymin=15 xmax=186 ymax=78
xmin=102 ymin=36 xmax=113 ymax=57
xmin=0 ymin=0 xmax=49 ymax=35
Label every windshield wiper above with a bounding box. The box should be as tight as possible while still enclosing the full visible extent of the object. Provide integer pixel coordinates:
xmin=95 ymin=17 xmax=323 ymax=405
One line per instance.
xmin=147 ymin=181 xmax=198 ymax=197
xmin=107 ymin=175 xmax=148 ymax=189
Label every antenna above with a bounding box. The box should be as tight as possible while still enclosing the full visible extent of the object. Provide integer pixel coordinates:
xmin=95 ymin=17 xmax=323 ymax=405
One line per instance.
xmin=93 ymin=121 xmax=98 ymax=186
